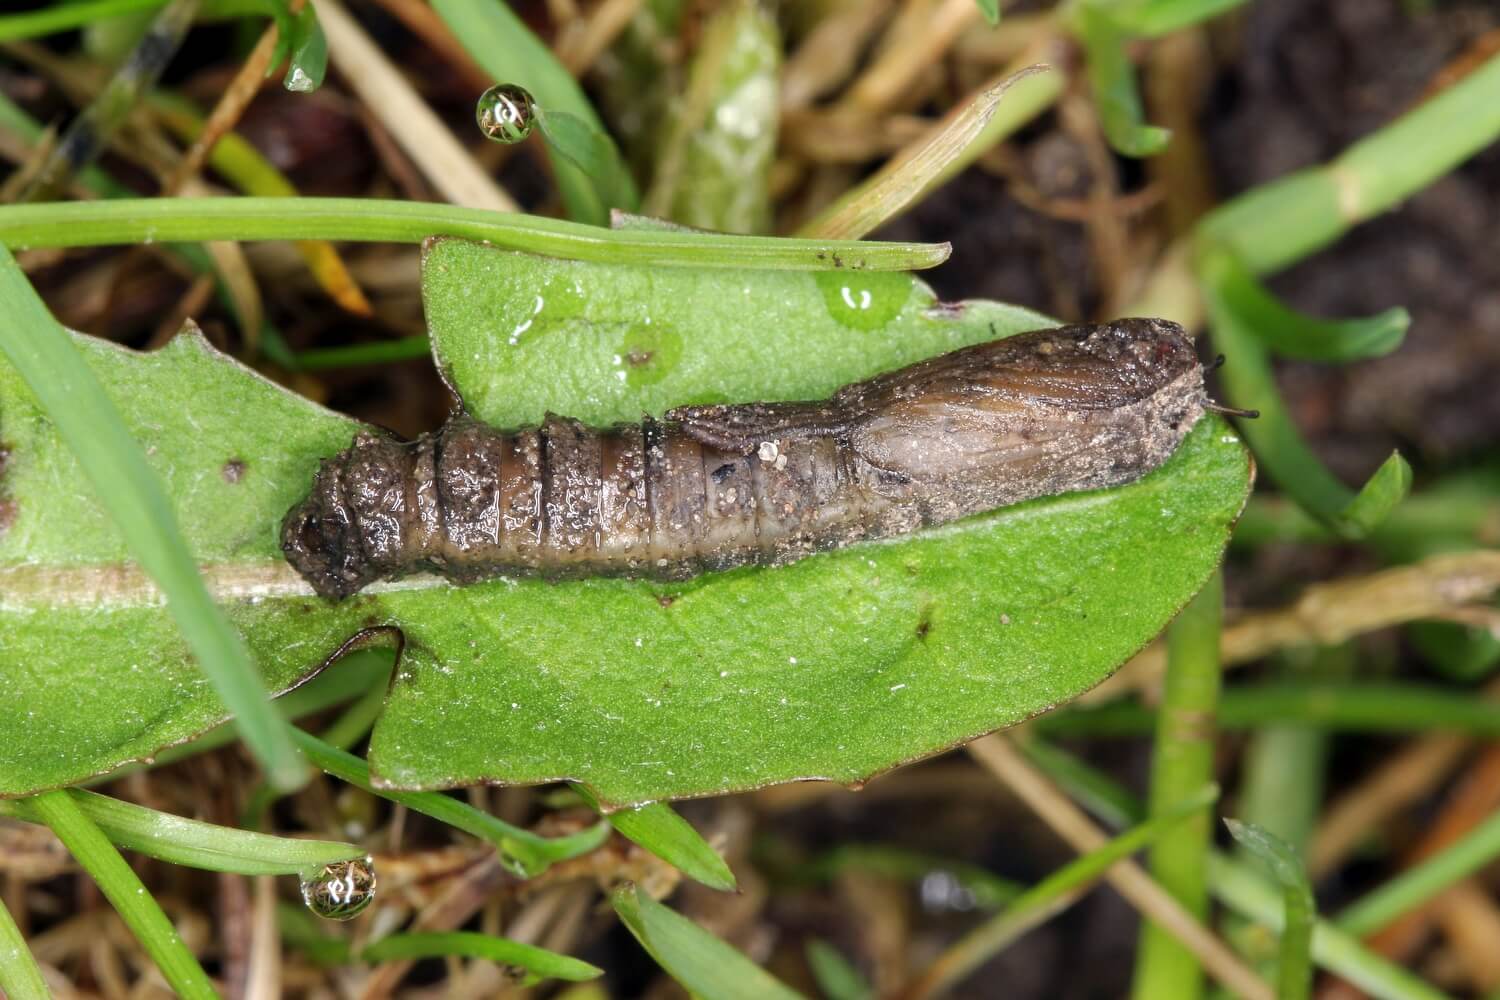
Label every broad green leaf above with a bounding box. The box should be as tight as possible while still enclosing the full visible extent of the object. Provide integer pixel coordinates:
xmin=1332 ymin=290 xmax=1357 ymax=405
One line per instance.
xmin=641 ymin=0 xmax=780 ymax=234
xmin=611 ymin=884 xmax=806 ymax=1000
xmin=1225 ymin=819 xmax=1314 ymax=1000
xmin=0 ymin=327 xmax=367 ymax=795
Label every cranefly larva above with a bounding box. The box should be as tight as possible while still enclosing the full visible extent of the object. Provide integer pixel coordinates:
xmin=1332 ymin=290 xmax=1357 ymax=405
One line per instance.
xmin=282 ymin=318 xmax=1207 ymax=600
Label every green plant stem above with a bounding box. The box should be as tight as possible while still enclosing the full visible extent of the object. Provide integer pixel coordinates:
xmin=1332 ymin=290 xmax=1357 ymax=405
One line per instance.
xmin=29 ymin=790 xmax=219 ymax=999
xmin=1131 ymin=571 xmax=1222 ymax=1000
xmin=294 ymin=335 xmax=432 ymax=370
xmin=1197 ymin=52 xmax=1500 ymax=274
xmin=0 ymin=789 xmax=359 ymax=875
xmin=1032 ymin=683 xmax=1500 ymax=738
xmin=907 ymin=785 xmax=1217 ymax=999
xmin=0 ymin=893 xmax=47 ymax=1000
xmin=1337 ymin=806 xmax=1500 ymax=937
xmin=0 ymin=244 xmax=305 ymax=791
xmin=292 ymin=731 xmax=608 ymax=877
xmin=0 ymin=197 xmax=948 ymax=271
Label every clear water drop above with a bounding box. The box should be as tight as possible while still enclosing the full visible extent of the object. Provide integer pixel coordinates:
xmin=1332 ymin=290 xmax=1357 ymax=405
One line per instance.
xmin=476 ymin=84 xmax=537 ymax=144
xmin=301 ymin=856 xmax=377 ymax=921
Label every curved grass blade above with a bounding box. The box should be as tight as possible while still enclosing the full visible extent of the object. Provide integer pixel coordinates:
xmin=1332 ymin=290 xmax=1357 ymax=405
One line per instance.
xmin=1072 ymin=5 xmax=1170 ymax=158
xmin=1225 ymin=820 xmax=1314 ymax=1000
xmin=0 ymin=894 xmax=47 ymax=1000
xmin=293 ymin=732 xmax=609 ymax=878
xmin=611 ymin=884 xmax=805 ymax=1000
xmin=0 ymin=197 xmax=950 ymax=272
xmin=1207 ymin=248 xmax=1407 ymax=362
xmin=806 ymin=939 xmax=872 ymax=1000
xmin=0 ymin=246 xmax=306 ymax=792
xmin=0 ymin=789 xmax=360 ymax=876
xmin=574 ymin=784 xmax=736 ymax=892
xmin=535 ymin=108 xmax=638 ymax=219
xmin=361 ymin=932 xmax=602 ymax=983
xmin=428 ymin=0 xmax=638 ymax=223
xmin=30 ymin=790 xmax=218 ymax=1000
xmin=270 ymin=1 xmax=327 ymax=92
xmin=1200 ymin=245 xmax=1410 ymax=539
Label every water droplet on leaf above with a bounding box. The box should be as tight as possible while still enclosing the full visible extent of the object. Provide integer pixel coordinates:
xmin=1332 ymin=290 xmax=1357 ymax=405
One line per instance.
xmin=301 ymin=856 xmax=377 ymax=921
xmin=476 ymin=84 xmax=537 ymax=144
xmin=812 ymin=271 xmax=910 ymax=331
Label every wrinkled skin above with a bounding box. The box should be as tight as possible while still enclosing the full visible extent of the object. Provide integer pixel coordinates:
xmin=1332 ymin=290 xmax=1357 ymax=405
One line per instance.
xmin=283 ymin=318 xmax=1206 ymax=599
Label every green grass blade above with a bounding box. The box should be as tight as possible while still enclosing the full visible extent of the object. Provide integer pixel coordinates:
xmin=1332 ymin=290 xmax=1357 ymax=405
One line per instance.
xmin=974 ymin=0 xmax=1001 ymax=25
xmin=292 ymin=732 xmax=609 ymax=877
xmin=29 ymin=790 xmax=218 ymax=999
xmin=574 ymin=785 xmax=736 ymax=892
xmin=360 ymin=932 xmax=601 ymax=982
xmin=294 ymin=335 xmax=431 ymax=370
xmin=1206 ymin=248 xmax=1408 ymax=361
xmin=1073 ymin=5 xmax=1170 ymax=158
xmin=0 ymin=197 xmax=949 ymax=271
xmin=428 ymin=0 xmax=637 ymax=223
xmin=1132 ymin=573 xmax=1222 ymax=1000
xmin=1225 ymin=820 xmax=1315 ymax=1000
xmin=611 ymin=885 xmax=806 ymax=1000
xmin=0 ymin=790 xmax=360 ymax=875
xmin=1337 ymin=806 xmax=1500 ymax=937
xmin=1201 ymin=245 xmax=1410 ymax=539
xmin=0 ymin=245 xmax=305 ymax=791
xmin=805 ymin=939 xmax=872 ymax=1000
xmin=1108 ymin=0 xmax=1249 ymax=37
xmin=0 ymin=893 xmax=48 ymax=1000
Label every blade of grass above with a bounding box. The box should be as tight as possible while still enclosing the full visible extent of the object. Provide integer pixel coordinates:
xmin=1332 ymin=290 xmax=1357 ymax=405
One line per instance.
xmin=1071 ymin=4 xmax=1170 ymax=158
xmin=1016 ymin=738 xmax=1141 ymax=829
xmin=0 ymin=196 xmax=950 ymax=270
xmin=0 ymin=893 xmax=47 ymax=1000
xmin=806 ymin=939 xmax=872 ymax=1000
xmin=1225 ymin=820 xmax=1315 ymax=1000
xmin=1206 ymin=248 xmax=1408 ymax=361
xmin=1201 ymin=244 xmax=1411 ymax=539
xmin=573 ymin=785 xmax=736 ymax=892
xmin=292 ymin=731 xmax=609 ymax=877
xmin=29 ymin=789 xmax=218 ymax=999
xmin=294 ymin=335 xmax=432 ymax=370
xmin=429 ymin=0 xmax=638 ymax=223
xmin=1107 ymin=0 xmax=1250 ymax=37
xmin=1336 ymin=805 xmax=1500 ymax=937
xmin=1132 ymin=572 xmax=1221 ymax=1000
xmin=611 ymin=884 xmax=806 ymax=1000
xmin=360 ymin=932 xmax=601 ymax=982
xmin=0 ymin=245 xmax=305 ymax=791
xmin=0 ymin=789 xmax=360 ymax=875
xmin=1034 ymin=683 xmax=1500 ymax=738
xmin=799 ymin=65 xmax=1053 ymax=239
xmin=905 ymin=785 xmax=1218 ymax=1000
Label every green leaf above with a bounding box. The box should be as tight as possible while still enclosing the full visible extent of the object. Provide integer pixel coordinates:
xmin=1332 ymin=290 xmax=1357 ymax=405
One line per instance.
xmin=428 ymin=0 xmax=638 ymax=224
xmin=0 ymin=789 xmax=361 ymax=875
xmin=805 ymin=939 xmax=872 ymax=1000
xmin=574 ymin=784 xmax=736 ymax=891
xmin=361 ymin=932 xmax=602 ymax=982
xmin=1074 ymin=5 xmax=1171 ymax=158
xmin=974 ymin=0 xmax=1001 ymax=26
xmin=1203 ymin=247 xmax=1408 ymax=362
xmin=280 ymin=4 xmax=328 ymax=93
xmin=611 ymin=884 xmax=806 ymax=1000
xmin=1224 ymin=820 xmax=1315 ymax=1000
xmin=1200 ymin=245 xmax=1411 ymax=539
xmin=641 ymin=0 xmax=780 ymax=234
xmin=0 ymin=248 xmax=308 ymax=793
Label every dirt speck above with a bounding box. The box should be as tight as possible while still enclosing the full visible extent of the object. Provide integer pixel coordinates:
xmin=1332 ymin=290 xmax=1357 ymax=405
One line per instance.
xmin=626 ymin=350 xmax=654 ymax=367
xmin=221 ymin=458 xmax=247 ymax=483
xmin=656 ymin=593 xmax=676 ymax=608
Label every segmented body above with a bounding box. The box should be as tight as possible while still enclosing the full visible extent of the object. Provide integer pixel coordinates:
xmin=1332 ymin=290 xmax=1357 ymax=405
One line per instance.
xmin=283 ymin=319 xmax=1207 ymax=599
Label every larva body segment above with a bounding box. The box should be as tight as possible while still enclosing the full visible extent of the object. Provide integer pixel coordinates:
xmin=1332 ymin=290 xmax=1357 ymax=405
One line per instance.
xmin=283 ymin=318 xmax=1207 ymax=600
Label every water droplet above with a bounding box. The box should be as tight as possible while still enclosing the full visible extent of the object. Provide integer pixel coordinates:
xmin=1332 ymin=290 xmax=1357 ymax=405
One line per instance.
xmin=812 ymin=271 xmax=910 ymax=330
xmin=285 ymin=65 xmax=315 ymax=93
xmin=476 ymin=84 xmax=537 ymax=144
xmin=301 ymin=856 xmax=376 ymax=921
xmin=615 ymin=322 xmax=683 ymax=388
